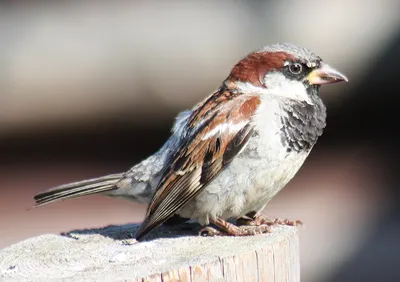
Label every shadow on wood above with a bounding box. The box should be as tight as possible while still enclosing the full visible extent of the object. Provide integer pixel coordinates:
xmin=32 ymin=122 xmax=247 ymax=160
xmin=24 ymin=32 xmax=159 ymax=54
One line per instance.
xmin=61 ymin=221 xmax=202 ymax=241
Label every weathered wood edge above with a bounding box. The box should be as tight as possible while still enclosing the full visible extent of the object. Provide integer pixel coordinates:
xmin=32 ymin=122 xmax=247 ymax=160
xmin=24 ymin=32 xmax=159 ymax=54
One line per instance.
xmin=140 ymin=226 xmax=299 ymax=282
xmin=0 ymin=224 xmax=299 ymax=282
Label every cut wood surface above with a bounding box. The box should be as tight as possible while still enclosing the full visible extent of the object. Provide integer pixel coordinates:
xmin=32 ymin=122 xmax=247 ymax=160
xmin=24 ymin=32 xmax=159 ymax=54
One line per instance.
xmin=0 ymin=223 xmax=299 ymax=281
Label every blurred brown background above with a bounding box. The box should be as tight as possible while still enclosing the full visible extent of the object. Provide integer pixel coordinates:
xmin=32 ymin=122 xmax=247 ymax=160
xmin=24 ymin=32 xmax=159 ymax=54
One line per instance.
xmin=1 ymin=1 xmax=399 ymax=281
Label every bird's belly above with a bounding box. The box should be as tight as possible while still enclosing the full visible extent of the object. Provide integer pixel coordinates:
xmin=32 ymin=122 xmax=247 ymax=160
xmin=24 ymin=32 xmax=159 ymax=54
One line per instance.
xmin=177 ymin=133 xmax=310 ymax=225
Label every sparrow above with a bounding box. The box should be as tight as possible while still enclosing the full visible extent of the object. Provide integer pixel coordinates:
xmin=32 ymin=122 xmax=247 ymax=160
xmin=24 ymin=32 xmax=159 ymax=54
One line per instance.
xmin=34 ymin=43 xmax=348 ymax=240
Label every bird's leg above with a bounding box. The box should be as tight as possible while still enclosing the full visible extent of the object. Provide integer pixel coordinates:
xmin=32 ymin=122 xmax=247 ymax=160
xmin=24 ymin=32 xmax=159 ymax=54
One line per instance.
xmin=199 ymin=217 xmax=272 ymax=237
xmin=237 ymin=211 xmax=302 ymax=227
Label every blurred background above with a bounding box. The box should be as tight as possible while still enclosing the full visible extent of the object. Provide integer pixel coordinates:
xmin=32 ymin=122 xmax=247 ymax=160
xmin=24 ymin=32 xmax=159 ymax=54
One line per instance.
xmin=0 ymin=0 xmax=399 ymax=281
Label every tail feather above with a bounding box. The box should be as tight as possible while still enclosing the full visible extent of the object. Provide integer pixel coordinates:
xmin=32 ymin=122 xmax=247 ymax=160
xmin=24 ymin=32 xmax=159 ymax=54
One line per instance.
xmin=34 ymin=173 xmax=123 ymax=207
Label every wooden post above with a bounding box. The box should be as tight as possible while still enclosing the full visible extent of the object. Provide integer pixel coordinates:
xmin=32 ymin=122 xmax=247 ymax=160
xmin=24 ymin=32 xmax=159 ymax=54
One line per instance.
xmin=0 ymin=223 xmax=299 ymax=281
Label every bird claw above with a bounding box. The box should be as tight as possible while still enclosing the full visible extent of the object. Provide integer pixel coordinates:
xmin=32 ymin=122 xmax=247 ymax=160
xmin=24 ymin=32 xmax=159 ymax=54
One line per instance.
xmin=235 ymin=225 xmax=273 ymax=235
xmin=199 ymin=224 xmax=272 ymax=236
xmin=199 ymin=217 xmax=274 ymax=237
xmin=199 ymin=227 xmax=221 ymax=237
xmin=237 ymin=213 xmax=303 ymax=227
xmin=199 ymin=214 xmax=301 ymax=238
xmin=272 ymin=217 xmax=303 ymax=226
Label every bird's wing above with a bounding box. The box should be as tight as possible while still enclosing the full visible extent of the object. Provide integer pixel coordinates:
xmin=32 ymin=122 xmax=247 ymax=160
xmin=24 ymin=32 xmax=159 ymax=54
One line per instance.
xmin=135 ymin=91 xmax=261 ymax=239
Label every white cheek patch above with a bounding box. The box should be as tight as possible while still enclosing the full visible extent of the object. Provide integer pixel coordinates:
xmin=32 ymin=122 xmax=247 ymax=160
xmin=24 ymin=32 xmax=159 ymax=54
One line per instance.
xmin=262 ymin=72 xmax=312 ymax=104
xmin=235 ymin=73 xmax=312 ymax=104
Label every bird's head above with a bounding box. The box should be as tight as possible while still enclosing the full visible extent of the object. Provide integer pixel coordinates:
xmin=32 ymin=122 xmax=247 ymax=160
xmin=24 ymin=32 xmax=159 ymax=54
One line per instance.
xmin=227 ymin=43 xmax=348 ymax=103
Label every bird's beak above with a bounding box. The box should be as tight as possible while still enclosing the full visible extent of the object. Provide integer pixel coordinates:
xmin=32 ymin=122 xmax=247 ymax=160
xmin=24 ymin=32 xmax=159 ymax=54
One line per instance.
xmin=307 ymin=63 xmax=348 ymax=85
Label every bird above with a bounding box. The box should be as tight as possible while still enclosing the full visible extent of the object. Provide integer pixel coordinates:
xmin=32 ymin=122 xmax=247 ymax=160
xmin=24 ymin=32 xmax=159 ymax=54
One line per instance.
xmin=34 ymin=43 xmax=348 ymax=240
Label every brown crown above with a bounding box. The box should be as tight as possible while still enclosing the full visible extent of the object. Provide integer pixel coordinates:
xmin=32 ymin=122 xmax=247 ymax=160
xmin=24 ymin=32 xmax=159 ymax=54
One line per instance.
xmin=229 ymin=51 xmax=296 ymax=87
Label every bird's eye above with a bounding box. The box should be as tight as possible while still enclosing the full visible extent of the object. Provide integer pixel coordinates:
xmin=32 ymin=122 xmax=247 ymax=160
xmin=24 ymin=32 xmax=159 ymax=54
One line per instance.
xmin=288 ymin=62 xmax=303 ymax=75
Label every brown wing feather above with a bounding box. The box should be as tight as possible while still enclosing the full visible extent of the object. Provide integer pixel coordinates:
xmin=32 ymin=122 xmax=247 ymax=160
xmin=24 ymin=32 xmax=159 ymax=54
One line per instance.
xmin=135 ymin=93 xmax=260 ymax=240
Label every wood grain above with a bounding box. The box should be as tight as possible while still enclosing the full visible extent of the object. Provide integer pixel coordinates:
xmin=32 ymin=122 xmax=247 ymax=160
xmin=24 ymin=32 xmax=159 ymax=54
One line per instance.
xmin=0 ymin=223 xmax=299 ymax=281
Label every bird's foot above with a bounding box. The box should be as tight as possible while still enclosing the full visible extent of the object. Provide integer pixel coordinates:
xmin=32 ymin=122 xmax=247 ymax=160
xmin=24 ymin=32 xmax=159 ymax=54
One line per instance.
xmin=271 ymin=217 xmax=303 ymax=226
xmin=200 ymin=218 xmax=273 ymax=237
xmin=237 ymin=212 xmax=303 ymax=227
xmin=199 ymin=226 xmax=222 ymax=236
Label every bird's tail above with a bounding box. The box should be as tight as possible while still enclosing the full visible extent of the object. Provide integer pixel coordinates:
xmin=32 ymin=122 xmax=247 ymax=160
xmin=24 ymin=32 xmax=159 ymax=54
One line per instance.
xmin=34 ymin=173 xmax=124 ymax=207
